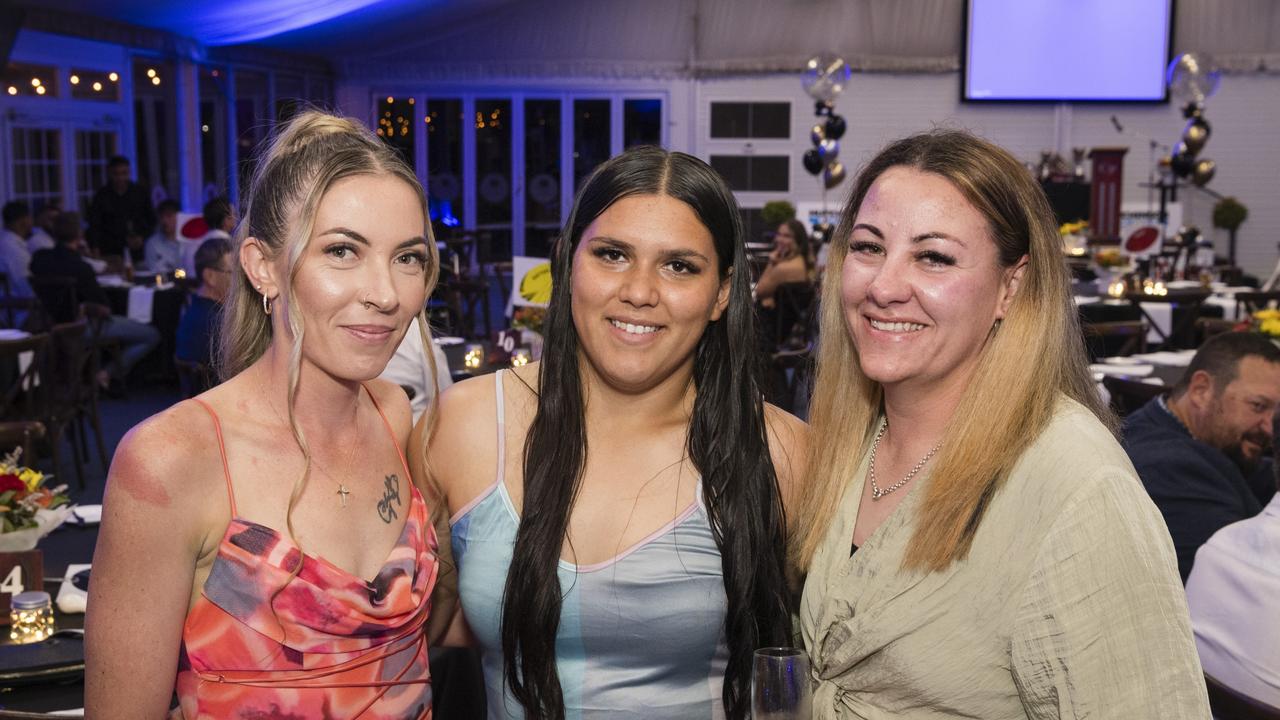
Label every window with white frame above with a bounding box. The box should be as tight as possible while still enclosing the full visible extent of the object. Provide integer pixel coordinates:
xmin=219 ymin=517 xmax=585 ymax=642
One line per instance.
xmin=9 ymin=127 xmax=62 ymax=213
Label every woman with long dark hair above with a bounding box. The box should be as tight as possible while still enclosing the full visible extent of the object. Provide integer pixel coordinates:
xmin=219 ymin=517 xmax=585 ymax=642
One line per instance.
xmin=422 ymin=146 xmax=804 ymax=719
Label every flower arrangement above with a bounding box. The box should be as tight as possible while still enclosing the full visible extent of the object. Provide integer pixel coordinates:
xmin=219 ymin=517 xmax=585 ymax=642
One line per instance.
xmin=1252 ymin=309 xmax=1280 ymax=338
xmin=1060 ymin=220 xmax=1089 ymax=255
xmin=512 ymin=306 xmax=546 ymax=336
xmin=0 ymin=449 xmax=71 ymax=551
xmin=1094 ymin=247 xmax=1128 ymax=269
xmin=1059 ymin=220 xmax=1088 ymax=237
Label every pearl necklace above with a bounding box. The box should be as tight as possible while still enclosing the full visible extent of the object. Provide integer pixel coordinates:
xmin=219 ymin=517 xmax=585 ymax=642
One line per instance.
xmin=869 ymin=420 xmax=942 ymax=501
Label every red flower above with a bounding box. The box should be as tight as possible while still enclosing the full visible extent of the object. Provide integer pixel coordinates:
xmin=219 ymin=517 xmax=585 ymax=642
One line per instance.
xmin=0 ymin=474 xmax=25 ymax=494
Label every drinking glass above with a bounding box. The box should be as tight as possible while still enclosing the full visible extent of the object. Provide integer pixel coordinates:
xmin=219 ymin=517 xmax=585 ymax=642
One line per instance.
xmin=751 ymin=647 xmax=812 ymax=719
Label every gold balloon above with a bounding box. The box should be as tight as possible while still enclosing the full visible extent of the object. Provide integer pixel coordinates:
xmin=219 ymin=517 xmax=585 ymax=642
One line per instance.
xmin=1191 ymin=158 xmax=1215 ymax=187
xmin=823 ymin=161 xmax=846 ymax=189
xmin=810 ymin=123 xmax=826 ymax=145
xmin=1182 ymin=118 xmax=1211 ymax=155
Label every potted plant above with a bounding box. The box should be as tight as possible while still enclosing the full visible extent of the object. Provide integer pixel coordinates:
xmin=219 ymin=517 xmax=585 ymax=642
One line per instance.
xmin=1212 ymin=197 xmax=1248 ymax=266
xmin=760 ymin=201 xmax=796 ymax=229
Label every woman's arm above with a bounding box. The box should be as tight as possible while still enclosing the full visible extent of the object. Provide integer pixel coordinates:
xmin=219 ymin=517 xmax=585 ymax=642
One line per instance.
xmin=764 ymin=403 xmax=810 ymax=518
xmin=412 ymin=375 xmax=501 ymax=647
xmin=755 ymin=256 xmax=807 ymax=304
xmin=85 ymin=409 xmax=216 ymax=718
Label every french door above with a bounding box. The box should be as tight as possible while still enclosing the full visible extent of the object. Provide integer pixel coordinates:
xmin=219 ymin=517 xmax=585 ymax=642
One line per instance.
xmin=383 ymin=91 xmax=665 ymax=261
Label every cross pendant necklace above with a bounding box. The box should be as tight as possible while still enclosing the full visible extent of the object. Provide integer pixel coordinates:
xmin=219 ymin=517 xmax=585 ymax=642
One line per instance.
xmin=336 ymin=485 xmax=351 ymax=507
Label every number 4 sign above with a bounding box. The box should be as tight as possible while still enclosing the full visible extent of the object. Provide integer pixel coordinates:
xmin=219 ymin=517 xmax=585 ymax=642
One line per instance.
xmin=0 ymin=551 xmax=43 ymax=622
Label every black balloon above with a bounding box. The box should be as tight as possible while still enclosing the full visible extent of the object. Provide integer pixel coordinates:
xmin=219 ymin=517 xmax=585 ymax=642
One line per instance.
xmin=803 ymin=149 xmax=824 ymax=175
xmin=824 ymin=114 xmax=847 ymax=140
xmin=814 ymin=100 xmax=834 ymax=116
xmin=1170 ymin=148 xmax=1196 ymax=178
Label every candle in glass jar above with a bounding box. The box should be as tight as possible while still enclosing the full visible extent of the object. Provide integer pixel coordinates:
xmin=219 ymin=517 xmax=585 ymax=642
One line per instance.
xmin=9 ymin=591 xmax=55 ymax=643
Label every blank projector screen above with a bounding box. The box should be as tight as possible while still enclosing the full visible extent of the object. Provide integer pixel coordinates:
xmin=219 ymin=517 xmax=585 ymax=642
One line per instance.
xmin=964 ymin=0 xmax=1173 ymax=102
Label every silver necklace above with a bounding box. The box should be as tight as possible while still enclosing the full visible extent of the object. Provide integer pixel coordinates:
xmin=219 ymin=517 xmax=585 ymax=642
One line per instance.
xmin=869 ymin=420 xmax=942 ymax=501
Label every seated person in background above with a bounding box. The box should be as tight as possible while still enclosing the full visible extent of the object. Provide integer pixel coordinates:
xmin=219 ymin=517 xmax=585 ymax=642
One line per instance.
xmin=379 ymin=316 xmax=452 ymax=421
xmin=175 ymin=236 xmax=233 ymax=371
xmin=143 ymin=199 xmax=182 ymax=274
xmin=181 ymin=196 xmax=237 ymax=277
xmin=1 ymin=201 xmax=33 ymax=299
xmin=1185 ymin=410 xmax=1280 ymax=709
xmin=1121 ymin=331 xmax=1280 ymax=581
xmin=30 ymin=212 xmax=161 ymax=391
xmin=754 ymin=218 xmax=814 ymax=309
xmin=26 ymin=201 xmax=58 ymax=253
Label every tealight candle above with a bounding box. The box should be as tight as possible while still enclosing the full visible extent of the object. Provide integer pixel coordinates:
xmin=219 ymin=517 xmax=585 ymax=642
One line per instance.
xmin=174 ymin=268 xmax=187 ymax=280
xmin=510 ymin=348 xmax=531 ymax=367
xmin=9 ymin=591 xmax=55 ymax=643
xmin=464 ymin=344 xmax=484 ymax=370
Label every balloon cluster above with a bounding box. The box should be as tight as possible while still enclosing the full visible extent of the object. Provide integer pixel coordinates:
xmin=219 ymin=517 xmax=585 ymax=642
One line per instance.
xmin=1165 ymin=53 xmax=1221 ymax=188
xmin=801 ymin=55 xmax=851 ymax=190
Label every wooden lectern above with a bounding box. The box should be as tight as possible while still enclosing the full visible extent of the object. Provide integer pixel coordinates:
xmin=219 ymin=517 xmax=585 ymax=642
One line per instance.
xmin=1089 ymin=147 xmax=1128 ymax=242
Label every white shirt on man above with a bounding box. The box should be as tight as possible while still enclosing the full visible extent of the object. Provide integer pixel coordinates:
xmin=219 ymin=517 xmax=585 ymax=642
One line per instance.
xmin=1186 ymin=494 xmax=1280 ymax=708
xmin=144 ymin=232 xmax=182 ymax=274
xmin=0 ymin=228 xmax=33 ymax=298
xmin=378 ymin=317 xmax=453 ymax=421
xmin=27 ymin=227 xmax=54 ymax=253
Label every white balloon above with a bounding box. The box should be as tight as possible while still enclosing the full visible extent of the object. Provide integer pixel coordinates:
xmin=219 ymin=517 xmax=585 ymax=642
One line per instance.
xmin=1166 ymin=53 xmax=1221 ymax=104
xmin=802 ymin=55 xmax=852 ymax=103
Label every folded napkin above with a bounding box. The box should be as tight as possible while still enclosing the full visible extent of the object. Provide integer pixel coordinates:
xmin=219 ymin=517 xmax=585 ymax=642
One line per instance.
xmin=126 ymin=286 xmax=155 ymax=324
xmin=97 ymin=273 xmax=128 ymax=288
xmin=56 ymin=563 xmax=91 ymax=614
xmin=1131 ymin=350 xmax=1196 ymax=367
xmin=1089 ymin=363 xmax=1155 ymax=377
xmin=71 ymin=504 xmax=102 ymax=524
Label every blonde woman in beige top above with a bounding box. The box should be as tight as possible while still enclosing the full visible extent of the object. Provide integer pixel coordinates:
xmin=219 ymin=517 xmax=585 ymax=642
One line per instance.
xmin=793 ymin=130 xmax=1210 ymax=719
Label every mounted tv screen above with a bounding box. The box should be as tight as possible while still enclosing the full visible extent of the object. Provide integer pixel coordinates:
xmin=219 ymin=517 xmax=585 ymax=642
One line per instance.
xmin=964 ymin=0 xmax=1173 ymax=102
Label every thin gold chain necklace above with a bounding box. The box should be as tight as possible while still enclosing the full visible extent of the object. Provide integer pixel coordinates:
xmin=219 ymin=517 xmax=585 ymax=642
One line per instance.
xmin=868 ymin=420 xmax=942 ymax=501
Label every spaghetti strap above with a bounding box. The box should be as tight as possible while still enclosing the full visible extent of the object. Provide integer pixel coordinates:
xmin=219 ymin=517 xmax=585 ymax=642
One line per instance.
xmin=494 ymin=370 xmax=505 ymax=486
xmin=191 ymin=398 xmax=238 ymax=517
xmin=364 ymin=383 xmax=413 ymax=479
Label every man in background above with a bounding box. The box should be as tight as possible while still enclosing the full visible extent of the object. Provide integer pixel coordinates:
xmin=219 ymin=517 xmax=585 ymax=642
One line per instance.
xmin=86 ymin=155 xmax=154 ymax=263
xmin=26 ymin=201 xmax=59 ymax=253
xmin=1122 ymin=331 xmax=1280 ymax=581
xmin=380 ymin=318 xmax=453 ymax=421
xmin=144 ymin=199 xmax=182 ymax=274
xmin=31 ymin=212 xmax=160 ymax=392
xmin=175 ymin=236 xmax=233 ymax=372
xmin=1185 ymin=408 xmax=1280 ymax=708
xmin=0 ymin=201 xmax=33 ymax=299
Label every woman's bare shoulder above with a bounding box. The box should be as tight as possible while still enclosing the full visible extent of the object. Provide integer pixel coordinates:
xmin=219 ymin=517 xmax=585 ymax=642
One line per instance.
xmin=763 ymin=403 xmax=810 ymax=510
xmin=105 ymin=399 xmax=227 ymax=522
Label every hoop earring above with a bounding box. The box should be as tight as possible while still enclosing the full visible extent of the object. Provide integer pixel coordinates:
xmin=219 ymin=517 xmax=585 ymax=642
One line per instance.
xmin=262 ymin=293 xmax=273 ymax=315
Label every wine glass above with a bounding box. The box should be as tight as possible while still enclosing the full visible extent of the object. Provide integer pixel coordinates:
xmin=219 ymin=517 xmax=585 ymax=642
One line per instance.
xmin=751 ymin=647 xmax=812 ymax=719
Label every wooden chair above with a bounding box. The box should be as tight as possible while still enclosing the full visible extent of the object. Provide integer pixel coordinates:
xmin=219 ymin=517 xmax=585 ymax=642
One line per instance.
xmin=1197 ymin=317 xmax=1240 ymax=344
xmin=1082 ymin=320 xmax=1148 ymax=361
xmin=0 ymin=333 xmax=50 ymax=466
xmin=1205 ymin=673 xmax=1280 ymax=720
xmin=44 ymin=321 xmax=107 ymax=489
xmin=28 ymin=275 xmax=80 ymax=328
xmin=769 ymin=342 xmax=813 ymax=418
xmin=1233 ymin=290 xmax=1280 ymax=317
xmin=1101 ymin=375 xmax=1165 ymax=417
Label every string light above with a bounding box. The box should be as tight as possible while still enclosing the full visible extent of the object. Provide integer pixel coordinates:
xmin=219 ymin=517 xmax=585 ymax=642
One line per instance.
xmin=30 ymin=78 xmax=40 ymax=87
xmin=69 ymin=75 xmax=80 ymax=85
xmin=92 ymin=81 xmax=102 ymax=91
xmin=201 ymin=124 xmax=209 ymax=133
xmin=35 ymin=86 xmax=45 ymax=95
xmin=146 ymin=68 xmax=156 ymax=78
xmin=108 ymin=72 xmax=118 ymax=82
xmin=151 ymin=77 xmax=161 ymax=86
xmin=6 ymin=87 xmax=16 ymax=95
xmin=386 ymin=95 xmax=393 ymax=103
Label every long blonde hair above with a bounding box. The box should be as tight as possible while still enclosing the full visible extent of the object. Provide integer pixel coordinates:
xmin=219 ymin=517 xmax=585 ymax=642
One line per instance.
xmin=793 ymin=130 xmax=1113 ymax=573
xmin=217 ymin=110 xmax=440 ymax=617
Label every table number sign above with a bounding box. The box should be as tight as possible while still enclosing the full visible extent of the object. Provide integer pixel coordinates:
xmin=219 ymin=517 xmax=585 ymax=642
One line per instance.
xmin=0 ymin=550 xmax=43 ymax=623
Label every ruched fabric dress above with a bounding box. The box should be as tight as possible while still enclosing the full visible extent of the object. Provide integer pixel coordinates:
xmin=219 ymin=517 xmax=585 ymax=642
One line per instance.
xmin=175 ymin=392 xmax=438 ymax=719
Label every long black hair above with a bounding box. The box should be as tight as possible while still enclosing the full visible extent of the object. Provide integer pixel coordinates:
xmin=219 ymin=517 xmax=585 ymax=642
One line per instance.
xmin=501 ymin=146 xmax=792 ymax=719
